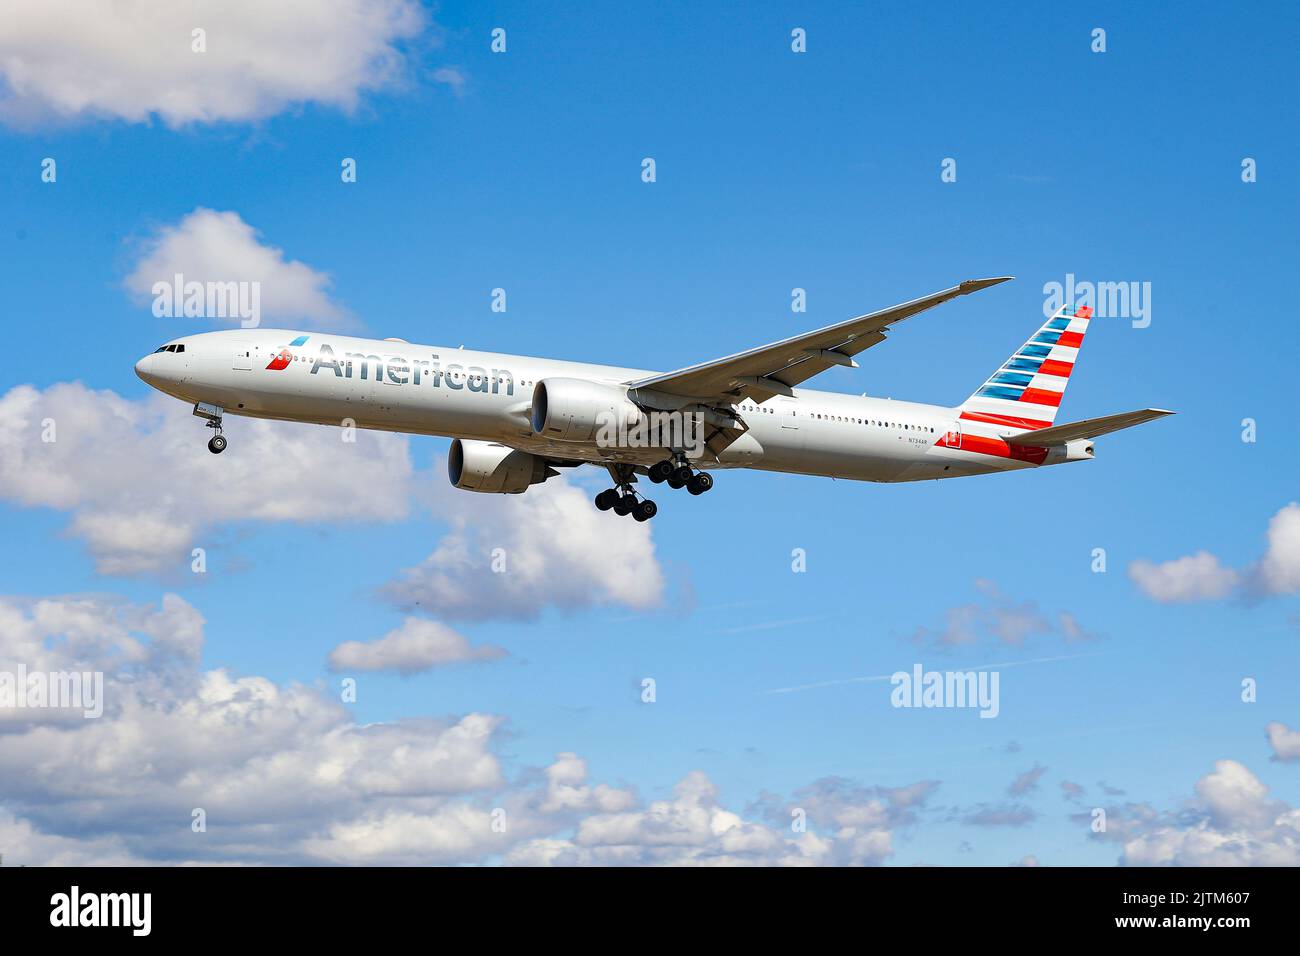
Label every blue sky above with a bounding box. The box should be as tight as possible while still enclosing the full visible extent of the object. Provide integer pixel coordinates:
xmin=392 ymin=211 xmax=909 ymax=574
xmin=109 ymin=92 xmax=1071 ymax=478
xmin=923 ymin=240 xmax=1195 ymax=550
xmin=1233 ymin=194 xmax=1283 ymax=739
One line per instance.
xmin=0 ymin=1 xmax=1297 ymax=865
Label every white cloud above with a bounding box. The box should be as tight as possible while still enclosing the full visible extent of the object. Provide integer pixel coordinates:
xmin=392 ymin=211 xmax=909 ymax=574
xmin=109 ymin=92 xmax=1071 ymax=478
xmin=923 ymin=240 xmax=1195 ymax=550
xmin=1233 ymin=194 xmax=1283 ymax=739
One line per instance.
xmin=1097 ymin=760 xmax=1300 ymax=866
xmin=0 ymin=590 xmax=938 ymax=866
xmin=0 ymin=381 xmax=667 ymax=620
xmin=0 ymin=0 xmax=426 ymax=128
xmin=328 ymin=617 xmax=505 ymax=674
xmin=384 ymin=471 xmax=666 ymax=620
xmin=0 ymin=593 xmax=507 ymax=861
xmin=1266 ymin=721 xmax=1300 ymax=762
xmin=124 ymin=208 xmax=346 ymax=328
xmin=1128 ymin=503 xmax=1300 ymax=603
xmin=0 ymin=810 xmax=144 ymax=866
xmin=1254 ymin=503 xmax=1300 ymax=596
xmin=0 ymin=383 xmax=413 ymax=574
xmin=508 ymin=771 xmax=839 ymax=867
xmin=1128 ymin=551 xmax=1241 ymax=603
xmin=537 ymin=752 xmax=638 ymax=816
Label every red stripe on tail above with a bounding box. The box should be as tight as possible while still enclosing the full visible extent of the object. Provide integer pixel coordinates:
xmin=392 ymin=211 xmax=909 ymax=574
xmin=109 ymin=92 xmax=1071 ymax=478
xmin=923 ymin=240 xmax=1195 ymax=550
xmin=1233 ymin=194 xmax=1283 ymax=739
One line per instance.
xmin=959 ymin=410 xmax=1053 ymax=430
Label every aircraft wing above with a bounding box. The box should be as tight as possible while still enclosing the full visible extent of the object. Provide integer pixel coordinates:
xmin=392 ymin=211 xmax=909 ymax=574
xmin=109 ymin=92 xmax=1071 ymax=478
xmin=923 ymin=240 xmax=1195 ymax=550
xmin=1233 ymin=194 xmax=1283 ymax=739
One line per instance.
xmin=1005 ymin=408 xmax=1175 ymax=446
xmin=625 ymin=277 xmax=1014 ymax=404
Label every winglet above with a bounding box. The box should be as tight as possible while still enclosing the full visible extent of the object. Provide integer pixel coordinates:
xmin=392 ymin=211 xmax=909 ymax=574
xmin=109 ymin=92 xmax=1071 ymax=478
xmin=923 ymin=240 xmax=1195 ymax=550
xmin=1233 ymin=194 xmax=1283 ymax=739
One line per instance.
xmin=958 ymin=276 xmax=1015 ymax=295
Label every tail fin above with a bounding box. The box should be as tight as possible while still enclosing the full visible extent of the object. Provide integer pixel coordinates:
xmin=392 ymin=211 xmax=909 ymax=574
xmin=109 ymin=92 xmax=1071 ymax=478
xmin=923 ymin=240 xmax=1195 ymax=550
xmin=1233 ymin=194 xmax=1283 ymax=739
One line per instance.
xmin=959 ymin=304 xmax=1093 ymax=430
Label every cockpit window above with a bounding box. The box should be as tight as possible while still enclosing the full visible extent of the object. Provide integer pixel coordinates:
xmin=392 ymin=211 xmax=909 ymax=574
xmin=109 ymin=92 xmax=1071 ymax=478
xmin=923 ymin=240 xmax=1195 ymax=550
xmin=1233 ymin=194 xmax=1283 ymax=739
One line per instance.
xmin=155 ymin=344 xmax=186 ymax=353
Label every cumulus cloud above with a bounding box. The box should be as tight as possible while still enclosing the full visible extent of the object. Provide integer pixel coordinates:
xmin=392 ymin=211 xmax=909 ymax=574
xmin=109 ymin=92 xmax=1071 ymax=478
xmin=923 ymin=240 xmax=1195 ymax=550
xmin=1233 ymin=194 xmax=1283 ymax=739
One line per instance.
xmin=0 ymin=592 xmax=511 ymax=863
xmin=0 ymin=810 xmax=143 ymax=866
xmin=740 ymin=777 xmax=940 ymax=867
xmin=328 ymin=617 xmax=505 ymax=674
xmin=0 ymin=0 xmax=427 ymax=128
xmin=1129 ymin=503 xmax=1300 ymax=603
xmin=124 ymin=208 xmax=346 ymax=328
xmin=508 ymin=771 xmax=834 ymax=867
xmin=1266 ymin=721 xmax=1300 ymax=762
xmin=1254 ymin=503 xmax=1300 ymax=596
xmin=1 ymin=590 xmax=945 ymax=866
xmin=384 ymin=471 xmax=666 ymax=620
xmin=1128 ymin=551 xmax=1241 ymax=603
xmin=1089 ymin=759 xmax=1300 ymax=866
xmin=0 ymin=379 xmax=669 ymax=620
xmin=0 ymin=383 xmax=413 ymax=574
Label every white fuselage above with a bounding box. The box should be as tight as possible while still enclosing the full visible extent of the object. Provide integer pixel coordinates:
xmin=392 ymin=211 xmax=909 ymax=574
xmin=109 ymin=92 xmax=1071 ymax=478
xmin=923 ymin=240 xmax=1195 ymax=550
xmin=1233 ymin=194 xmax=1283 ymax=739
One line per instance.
xmin=134 ymin=329 xmax=1049 ymax=483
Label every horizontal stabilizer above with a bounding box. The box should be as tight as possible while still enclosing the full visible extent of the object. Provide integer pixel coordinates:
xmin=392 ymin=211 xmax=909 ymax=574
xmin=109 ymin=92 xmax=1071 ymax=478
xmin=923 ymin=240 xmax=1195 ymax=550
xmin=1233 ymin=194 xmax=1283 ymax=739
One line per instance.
xmin=1006 ymin=408 xmax=1174 ymax=446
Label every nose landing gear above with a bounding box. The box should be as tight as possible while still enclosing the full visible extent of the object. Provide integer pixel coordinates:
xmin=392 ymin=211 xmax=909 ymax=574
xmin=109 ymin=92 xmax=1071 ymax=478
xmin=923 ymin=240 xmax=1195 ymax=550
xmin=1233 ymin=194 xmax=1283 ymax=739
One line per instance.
xmin=193 ymin=402 xmax=227 ymax=454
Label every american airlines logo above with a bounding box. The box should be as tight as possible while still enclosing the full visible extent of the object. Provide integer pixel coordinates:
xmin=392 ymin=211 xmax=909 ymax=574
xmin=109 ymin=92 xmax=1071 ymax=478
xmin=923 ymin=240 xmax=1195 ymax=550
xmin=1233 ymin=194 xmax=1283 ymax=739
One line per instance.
xmin=304 ymin=342 xmax=516 ymax=394
xmin=266 ymin=334 xmax=310 ymax=369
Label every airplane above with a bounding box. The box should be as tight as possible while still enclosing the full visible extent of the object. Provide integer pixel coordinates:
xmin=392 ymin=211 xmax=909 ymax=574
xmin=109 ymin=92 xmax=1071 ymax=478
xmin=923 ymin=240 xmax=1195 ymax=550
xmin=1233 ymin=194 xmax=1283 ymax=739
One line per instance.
xmin=133 ymin=276 xmax=1173 ymax=522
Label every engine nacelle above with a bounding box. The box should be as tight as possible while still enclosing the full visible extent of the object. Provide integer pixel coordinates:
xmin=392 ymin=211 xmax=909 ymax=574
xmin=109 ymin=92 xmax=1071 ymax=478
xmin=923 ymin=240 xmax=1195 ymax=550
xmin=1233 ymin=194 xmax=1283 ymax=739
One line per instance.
xmin=447 ymin=439 xmax=555 ymax=494
xmin=530 ymin=377 xmax=642 ymax=443
xmin=1045 ymin=439 xmax=1096 ymax=464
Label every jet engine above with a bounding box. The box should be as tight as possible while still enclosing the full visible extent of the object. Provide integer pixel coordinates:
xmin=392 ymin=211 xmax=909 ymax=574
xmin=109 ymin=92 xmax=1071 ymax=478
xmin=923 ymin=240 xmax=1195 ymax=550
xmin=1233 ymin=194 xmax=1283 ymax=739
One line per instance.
xmin=530 ymin=378 xmax=642 ymax=442
xmin=1045 ymin=439 xmax=1096 ymax=464
xmin=447 ymin=439 xmax=556 ymax=494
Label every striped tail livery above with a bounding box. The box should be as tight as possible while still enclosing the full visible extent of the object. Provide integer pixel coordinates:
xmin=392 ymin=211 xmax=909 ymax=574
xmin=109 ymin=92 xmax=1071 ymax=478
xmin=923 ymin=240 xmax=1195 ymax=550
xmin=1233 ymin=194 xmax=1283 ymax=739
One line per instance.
xmin=935 ymin=302 xmax=1172 ymax=469
xmin=960 ymin=304 xmax=1092 ymax=431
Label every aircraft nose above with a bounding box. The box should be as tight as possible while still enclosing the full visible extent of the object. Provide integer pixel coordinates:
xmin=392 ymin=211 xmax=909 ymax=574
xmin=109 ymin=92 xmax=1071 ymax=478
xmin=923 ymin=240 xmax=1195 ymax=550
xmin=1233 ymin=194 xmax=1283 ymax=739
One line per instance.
xmin=134 ymin=353 xmax=160 ymax=386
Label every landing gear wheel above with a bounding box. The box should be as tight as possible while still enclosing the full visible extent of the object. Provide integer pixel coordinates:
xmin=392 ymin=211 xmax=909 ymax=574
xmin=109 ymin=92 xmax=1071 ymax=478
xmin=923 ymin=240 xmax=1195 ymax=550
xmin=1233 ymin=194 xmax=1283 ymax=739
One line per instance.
xmin=648 ymin=460 xmax=674 ymax=484
xmin=595 ymin=489 xmax=618 ymax=511
xmin=671 ymin=465 xmax=693 ymax=485
xmin=666 ymin=476 xmax=686 ymax=490
xmin=613 ymin=494 xmax=637 ymax=516
xmin=633 ymin=500 xmax=658 ymax=522
xmin=687 ymin=472 xmax=713 ymax=495
xmin=207 ymin=434 xmax=227 ymax=454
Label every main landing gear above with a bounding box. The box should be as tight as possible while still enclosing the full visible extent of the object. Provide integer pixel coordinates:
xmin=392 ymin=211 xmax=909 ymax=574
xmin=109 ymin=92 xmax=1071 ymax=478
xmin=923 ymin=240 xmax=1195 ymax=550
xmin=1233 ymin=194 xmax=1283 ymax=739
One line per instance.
xmin=648 ymin=457 xmax=714 ymax=496
xmin=595 ymin=487 xmax=657 ymax=522
xmin=194 ymin=402 xmax=227 ymax=454
xmin=596 ymin=457 xmax=714 ymax=517
xmin=595 ymin=464 xmax=657 ymax=522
